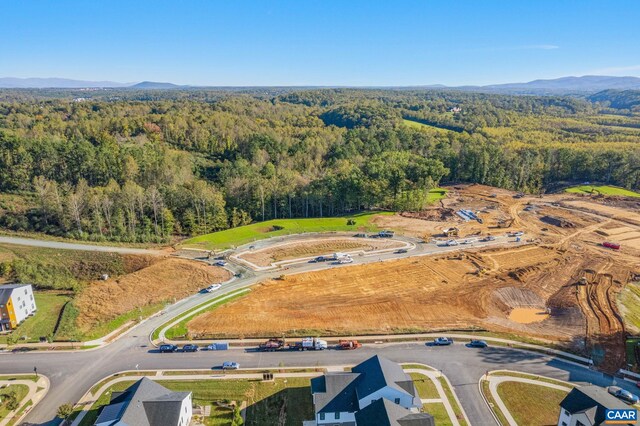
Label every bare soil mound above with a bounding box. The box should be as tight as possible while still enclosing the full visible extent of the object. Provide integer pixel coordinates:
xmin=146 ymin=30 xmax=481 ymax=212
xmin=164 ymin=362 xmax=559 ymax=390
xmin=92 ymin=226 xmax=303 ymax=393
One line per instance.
xmin=75 ymin=257 xmax=230 ymax=331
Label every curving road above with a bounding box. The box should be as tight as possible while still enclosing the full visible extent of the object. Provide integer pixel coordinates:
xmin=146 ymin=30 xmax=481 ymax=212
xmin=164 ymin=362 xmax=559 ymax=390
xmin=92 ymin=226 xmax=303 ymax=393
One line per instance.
xmin=0 ymin=233 xmax=626 ymax=425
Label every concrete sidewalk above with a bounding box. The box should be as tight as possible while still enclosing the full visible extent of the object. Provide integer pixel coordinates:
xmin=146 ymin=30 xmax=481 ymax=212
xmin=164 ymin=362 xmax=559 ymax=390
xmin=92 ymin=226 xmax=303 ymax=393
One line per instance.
xmin=70 ymin=370 xmax=324 ymax=426
xmin=0 ymin=375 xmax=49 ymax=426
xmin=485 ymin=373 xmax=573 ymax=426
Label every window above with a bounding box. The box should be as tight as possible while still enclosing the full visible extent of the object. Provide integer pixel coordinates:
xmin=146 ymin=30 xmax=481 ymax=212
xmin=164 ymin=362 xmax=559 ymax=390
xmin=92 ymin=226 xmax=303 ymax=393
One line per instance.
xmin=561 ymin=422 xmax=567 ymax=426
xmin=564 ymin=410 xmax=570 ymax=416
xmin=576 ymin=422 xmax=585 ymax=426
xmin=335 ymin=412 xmax=340 ymax=419
xmin=319 ymin=413 xmax=325 ymax=420
xmin=394 ymin=398 xmax=400 ymax=404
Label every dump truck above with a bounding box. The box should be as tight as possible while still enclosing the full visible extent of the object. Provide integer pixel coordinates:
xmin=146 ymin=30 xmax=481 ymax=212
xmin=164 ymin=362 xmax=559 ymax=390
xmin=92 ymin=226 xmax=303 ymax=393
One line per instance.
xmin=443 ymin=227 xmax=459 ymax=237
xmin=339 ymin=339 xmax=362 ymax=350
xmin=290 ymin=337 xmax=328 ymax=351
xmin=603 ymin=241 xmax=620 ymax=250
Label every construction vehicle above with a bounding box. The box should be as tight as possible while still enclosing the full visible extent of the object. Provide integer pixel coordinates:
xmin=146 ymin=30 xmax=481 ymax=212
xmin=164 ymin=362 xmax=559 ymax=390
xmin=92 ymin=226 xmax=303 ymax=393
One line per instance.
xmin=290 ymin=337 xmax=328 ymax=351
xmin=497 ymin=218 xmax=514 ymax=228
xmin=442 ymin=227 xmax=459 ymax=237
xmin=339 ymin=339 xmax=362 ymax=350
xmin=259 ymin=338 xmax=286 ymax=352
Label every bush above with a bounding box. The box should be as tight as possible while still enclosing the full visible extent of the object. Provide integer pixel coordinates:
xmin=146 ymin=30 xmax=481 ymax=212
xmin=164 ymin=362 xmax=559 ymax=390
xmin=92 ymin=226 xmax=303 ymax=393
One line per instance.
xmin=347 ymin=219 xmax=356 ymax=225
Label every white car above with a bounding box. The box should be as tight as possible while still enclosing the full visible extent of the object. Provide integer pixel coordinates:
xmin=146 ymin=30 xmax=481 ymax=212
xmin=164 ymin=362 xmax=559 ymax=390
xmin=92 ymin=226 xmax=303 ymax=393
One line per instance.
xmin=214 ymin=260 xmax=228 ymax=267
xmin=205 ymin=284 xmax=222 ymax=292
xmin=446 ymin=240 xmax=459 ymax=246
xmin=222 ymin=361 xmax=239 ymax=370
xmin=338 ymin=257 xmax=354 ymax=264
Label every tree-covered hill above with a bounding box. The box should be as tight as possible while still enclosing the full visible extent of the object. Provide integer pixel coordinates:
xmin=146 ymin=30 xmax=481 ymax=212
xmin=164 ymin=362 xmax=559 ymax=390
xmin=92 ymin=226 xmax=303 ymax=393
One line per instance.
xmin=0 ymin=88 xmax=638 ymax=243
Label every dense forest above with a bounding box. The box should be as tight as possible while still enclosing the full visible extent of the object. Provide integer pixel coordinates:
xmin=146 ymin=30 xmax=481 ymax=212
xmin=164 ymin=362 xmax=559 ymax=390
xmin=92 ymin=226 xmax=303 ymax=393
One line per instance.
xmin=0 ymin=88 xmax=639 ymax=242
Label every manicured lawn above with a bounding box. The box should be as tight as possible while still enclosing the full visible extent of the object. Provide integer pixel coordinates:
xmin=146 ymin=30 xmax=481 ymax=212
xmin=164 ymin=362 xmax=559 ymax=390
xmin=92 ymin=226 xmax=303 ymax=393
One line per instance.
xmin=437 ymin=376 xmax=468 ymax=426
xmin=0 ymin=384 xmax=30 ymax=421
xmin=0 ymin=291 xmax=71 ymax=344
xmin=163 ymin=290 xmax=250 ymax=340
xmin=565 ymin=185 xmax=640 ymax=198
xmin=409 ymin=373 xmax=439 ymax=399
xmin=422 ymin=402 xmax=452 ymax=425
xmin=497 ymin=381 xmax=568 ymax=426
xmin=83 ymin=378 xmax=314 ymax=426
xmin=181 ymin=212 xmax=391 ymax=250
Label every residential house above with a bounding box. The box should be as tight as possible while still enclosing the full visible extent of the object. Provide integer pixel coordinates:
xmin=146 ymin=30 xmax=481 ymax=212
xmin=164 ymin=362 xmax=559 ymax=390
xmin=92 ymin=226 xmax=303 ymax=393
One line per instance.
xmin=311 ymin=355 xmax=429 ymax=425
xmin=0 ymin=284 xmax=36 ymax=331
xmin=94 ymin=377 xmax=192 ymax=426
xmin=355 ymin=398 xmax=435 ymax=426
xmin=557 ymin=385 xmax=634 ymax=426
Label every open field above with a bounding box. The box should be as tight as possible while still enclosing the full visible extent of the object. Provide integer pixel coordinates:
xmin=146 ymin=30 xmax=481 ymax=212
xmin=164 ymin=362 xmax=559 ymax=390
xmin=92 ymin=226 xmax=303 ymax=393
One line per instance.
xmin=0 ymin=243 xmax=230 ymax=342
xmin=187 ymin=185 xmax=640 ymax=371
xmin=81 ymin=378 xmax=313 ymax=426
xmin=238 ymin=237 xmax=405 ymax=267
xmin=0 ymin=291 xmax=71 ymax=344
xmin=496 ymin=381 xmax=568 ymax=426
xmin=566 ymin=185 xmax=640 ymax=198
xmin=181 ymin=212 xmax=390 ymax=250
xmin=74 ymin=258 xmax=230 ymax=334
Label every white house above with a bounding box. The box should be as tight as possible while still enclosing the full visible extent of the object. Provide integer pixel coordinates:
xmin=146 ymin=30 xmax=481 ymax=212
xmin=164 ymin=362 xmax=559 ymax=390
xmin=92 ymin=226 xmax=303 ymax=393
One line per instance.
xmin=311 ymin=355 xmax=433 ymax=425
xmin=94 ymin=377 xmax=192 ymax=426
xmin=558 ymin=385 xmax=634 ymax=426
xmin=0 ymin=284 xmax=36 ymax=331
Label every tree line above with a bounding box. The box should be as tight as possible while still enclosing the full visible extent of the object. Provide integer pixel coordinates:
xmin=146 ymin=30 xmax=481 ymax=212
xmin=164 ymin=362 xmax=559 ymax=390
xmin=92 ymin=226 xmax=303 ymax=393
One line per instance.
xmin=0 ymin=88 xmax=638 ymax=242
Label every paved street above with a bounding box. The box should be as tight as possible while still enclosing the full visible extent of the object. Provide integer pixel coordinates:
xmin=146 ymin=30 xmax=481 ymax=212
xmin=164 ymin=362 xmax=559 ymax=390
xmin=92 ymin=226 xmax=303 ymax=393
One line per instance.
xmin=0 ymin=233 xmax=623 ymax=425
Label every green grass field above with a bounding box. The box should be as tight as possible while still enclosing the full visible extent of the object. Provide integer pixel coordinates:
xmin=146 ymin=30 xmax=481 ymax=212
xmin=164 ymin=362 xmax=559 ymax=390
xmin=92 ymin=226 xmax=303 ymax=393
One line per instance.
xmin=409 ymin=373 xmax=439 ymax=399
xmin=81 ymin=377 xmax=313 ymax=426
xmin=0 ymin=291 xmax=71 ymax=344
xmin=618 ymin=282 xmax=640 ymax=335
xmin=0 ymin=384 xmax=30 ymax=422
xmin=181 ymin=212 xmax=390 ymax=250
xmin=496 ymin=381 xmax=568 ymax=426
xmin=403 ymin=119 xmax=451 ymax=134
xmin=422 ymin=403 xmax=452 ymax=425
xmin=565 ymin=185 xmax=640 ymax=198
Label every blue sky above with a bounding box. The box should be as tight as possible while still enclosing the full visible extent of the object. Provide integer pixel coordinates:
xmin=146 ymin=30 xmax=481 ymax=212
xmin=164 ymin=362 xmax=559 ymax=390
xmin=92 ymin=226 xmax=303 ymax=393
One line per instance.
xmin=2 ymin=0 xmax=639 ymax=86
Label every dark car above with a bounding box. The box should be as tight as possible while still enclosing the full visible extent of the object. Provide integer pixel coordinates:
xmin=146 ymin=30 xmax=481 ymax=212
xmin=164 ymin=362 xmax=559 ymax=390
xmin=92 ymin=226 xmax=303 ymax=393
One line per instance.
xmin=159 ymin=344 xmax=178 ymax=353
xmin=396 ymin=248 xmax=408 ymax=254
xmin=468 ymin=339 xmax=488 ymax=348
xmin=182 ymin=344 xmax=199 ymax=352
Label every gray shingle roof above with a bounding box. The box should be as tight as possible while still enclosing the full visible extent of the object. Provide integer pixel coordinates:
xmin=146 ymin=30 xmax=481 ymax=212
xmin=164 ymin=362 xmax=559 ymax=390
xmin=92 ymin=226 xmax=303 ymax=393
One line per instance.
xmin=352 ymin=355 xmax=416 ymax=400
xmin=312 ymin=373 xmax=361 ymax=413
xmin=355 ymin=398 xmax=435 ymax=426
xmin=560 ymin=385 xmax=632 ymax=425
xmin=94 ymin=378 xmax=190 ymax=426
xmin=0 ymin=284 xmax=31 ymax=305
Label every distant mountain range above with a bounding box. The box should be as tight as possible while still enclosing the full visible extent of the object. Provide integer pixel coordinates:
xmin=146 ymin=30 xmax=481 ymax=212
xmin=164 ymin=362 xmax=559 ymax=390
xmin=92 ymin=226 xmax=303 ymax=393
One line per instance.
xmin=0 ymin=78 xmax=182 ymax=89
xmin=1 ymin=75 xmax=640 ymax=93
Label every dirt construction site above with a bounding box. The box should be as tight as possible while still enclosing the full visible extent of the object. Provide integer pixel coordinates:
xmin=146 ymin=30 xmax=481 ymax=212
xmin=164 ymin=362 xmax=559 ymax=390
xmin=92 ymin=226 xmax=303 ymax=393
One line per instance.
xmin=188 ymin=185 xmax=640 ymax=372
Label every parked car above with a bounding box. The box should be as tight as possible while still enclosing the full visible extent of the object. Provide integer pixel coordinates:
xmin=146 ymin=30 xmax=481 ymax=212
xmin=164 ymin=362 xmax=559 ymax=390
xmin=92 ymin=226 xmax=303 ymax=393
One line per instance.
xmin=312 ymin=256 xmax=328 ymax=263
xmin=482 ymin=235 xmax=496 ymax=242
xmin=222 ymin=361 xmax=240 ymax=370
xmin=159 ymin=344 xmax=178 ymax=353
xmin=204 ymin=284 xmax=222 ymax=293
xmin=354 ymin=233 xmax=368 ymax=238
xmin=396 ymin=248 xmax=408 ymax=254
xmin=214 ymin=260 xmax=228 ymax=267
xmin=433 ymin=337 xmax=453 ymax=346
xmin=182 ymin=344 xmax=199 ymax=352
xmin=446 ymin=240 xmax=459 ymax=246
xmin=468 ymin=340 xmax=488 ymax=348
xmin=608 ymin=386 xmax=639 ymax=405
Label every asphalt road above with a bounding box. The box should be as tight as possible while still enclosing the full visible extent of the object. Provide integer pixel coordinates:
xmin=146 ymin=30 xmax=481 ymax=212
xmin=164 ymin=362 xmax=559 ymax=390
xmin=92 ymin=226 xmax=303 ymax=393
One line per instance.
xmin=0 ymin=232 xmax=610 ymax=425
xmin=0 ymin=236 xmax=161 ymax=255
